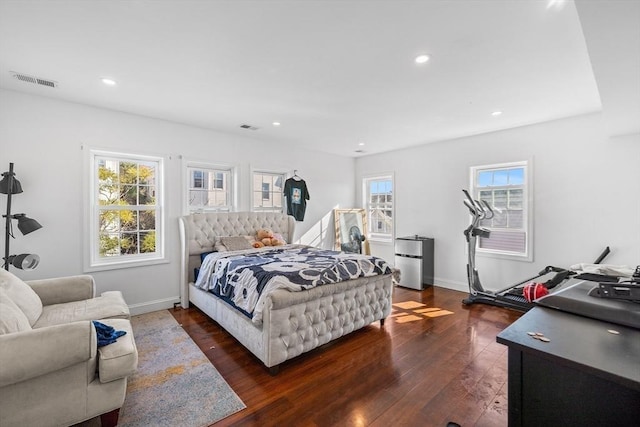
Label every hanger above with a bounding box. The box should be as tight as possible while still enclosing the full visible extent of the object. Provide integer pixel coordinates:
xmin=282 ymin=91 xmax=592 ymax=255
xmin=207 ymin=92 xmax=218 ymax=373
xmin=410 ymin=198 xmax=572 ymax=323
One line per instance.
xmin=292 ymin=170 xmax=302 ymax=181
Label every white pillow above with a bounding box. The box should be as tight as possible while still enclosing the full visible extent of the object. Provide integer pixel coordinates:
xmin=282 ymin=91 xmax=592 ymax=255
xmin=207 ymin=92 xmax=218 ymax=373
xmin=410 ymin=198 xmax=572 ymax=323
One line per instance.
xmin=0 ymin=269 xmax=43 ymax=326
xmin=0 ymin=288 xmax=33 ymax=334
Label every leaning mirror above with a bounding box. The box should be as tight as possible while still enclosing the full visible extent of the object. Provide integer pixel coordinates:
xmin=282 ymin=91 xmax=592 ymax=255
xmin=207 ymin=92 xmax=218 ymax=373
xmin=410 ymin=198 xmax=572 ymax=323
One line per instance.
xmin=334 ymin=209 xmax=368 ymax=254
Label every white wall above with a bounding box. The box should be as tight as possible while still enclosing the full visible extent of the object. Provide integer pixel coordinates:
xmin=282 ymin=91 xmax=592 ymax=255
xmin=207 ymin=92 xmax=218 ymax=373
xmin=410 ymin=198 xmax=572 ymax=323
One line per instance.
xmin=3 ymin=89 xmax=638 ymax=307
xmin=356 ymin=113 xmax=640 ymax=292
xmin=0 ymin=89 xmax=355 ymax=313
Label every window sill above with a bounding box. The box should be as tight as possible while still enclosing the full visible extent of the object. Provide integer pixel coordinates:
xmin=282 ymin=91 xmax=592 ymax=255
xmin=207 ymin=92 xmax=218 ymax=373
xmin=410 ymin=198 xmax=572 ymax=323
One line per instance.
xmin=84 ymin=257 xmax=169 ymax=273
xmin=477 ymin=250 xmax=532 ymax=263
xmin=367 ymin=237 xmax=393 ymax=245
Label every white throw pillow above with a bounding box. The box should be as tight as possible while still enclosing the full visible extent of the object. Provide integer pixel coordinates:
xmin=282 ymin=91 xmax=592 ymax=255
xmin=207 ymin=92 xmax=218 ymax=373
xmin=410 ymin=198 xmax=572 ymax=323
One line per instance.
xmin=0 ymin=269 xmax=43 ymax=326
xmin=0 ymin=288 xmax=33 ymax=334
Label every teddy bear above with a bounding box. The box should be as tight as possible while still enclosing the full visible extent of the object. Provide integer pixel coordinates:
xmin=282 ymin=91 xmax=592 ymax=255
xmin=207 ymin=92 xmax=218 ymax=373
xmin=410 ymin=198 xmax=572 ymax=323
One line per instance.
xmin=252 ymin=240 xmax=265 ymax=248
xmin=256 ymin=228 xmax=286 ymax=246
xmin=257 ymin=228 xmax=275 ymax=246
xmin=270 ymin=233 xmax=285 ymax=246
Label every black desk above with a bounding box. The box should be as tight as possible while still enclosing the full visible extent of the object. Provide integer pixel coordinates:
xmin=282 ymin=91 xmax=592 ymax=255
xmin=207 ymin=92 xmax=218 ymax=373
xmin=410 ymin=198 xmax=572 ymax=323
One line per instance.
xmin=497 ymin=307 xmax=640 ymax=427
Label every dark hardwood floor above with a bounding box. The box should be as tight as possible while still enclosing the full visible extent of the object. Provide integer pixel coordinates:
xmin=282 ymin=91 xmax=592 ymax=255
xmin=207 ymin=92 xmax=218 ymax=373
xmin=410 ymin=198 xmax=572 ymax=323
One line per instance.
xmin=170 ymin=286 xmax=523 ymax=427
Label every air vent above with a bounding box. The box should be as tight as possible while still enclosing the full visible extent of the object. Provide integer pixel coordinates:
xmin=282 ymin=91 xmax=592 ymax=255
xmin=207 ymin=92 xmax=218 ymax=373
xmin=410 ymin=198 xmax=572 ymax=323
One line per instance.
xmin=11 ymin=71 xmax=58 ymax=88
xmin=239 ymin=124 xmax=259 ymax=131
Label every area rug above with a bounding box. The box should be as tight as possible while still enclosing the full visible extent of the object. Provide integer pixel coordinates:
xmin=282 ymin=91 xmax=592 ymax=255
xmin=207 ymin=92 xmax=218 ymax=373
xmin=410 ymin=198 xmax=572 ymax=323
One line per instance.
xmin=117 ymin=310 xmax=246 ymax=427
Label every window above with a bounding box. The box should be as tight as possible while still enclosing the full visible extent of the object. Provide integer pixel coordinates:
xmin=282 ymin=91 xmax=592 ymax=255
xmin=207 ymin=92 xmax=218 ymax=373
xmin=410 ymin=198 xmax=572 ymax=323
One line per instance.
xmin=88 ymin=150 xmax=165 ymax=270
xmin=192 ymin=170 xmax=204 ymax=189
xmin=252 ymin=171 xmax=284 ymax=212
xmin=186 ymin=164 xmax=234 ymax=213
xmin=363 ymin=175 xmax=394 ymax=242
xmin=213 ymin=172 xmax=224 ymax=189
xmin=470 ymin=161 xmax=531 ymax=260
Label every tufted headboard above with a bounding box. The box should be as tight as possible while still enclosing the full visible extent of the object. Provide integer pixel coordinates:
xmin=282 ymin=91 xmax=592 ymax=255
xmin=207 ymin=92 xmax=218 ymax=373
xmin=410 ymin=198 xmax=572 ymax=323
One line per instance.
xmin=178 ymin=211 xmax=296 ymax=308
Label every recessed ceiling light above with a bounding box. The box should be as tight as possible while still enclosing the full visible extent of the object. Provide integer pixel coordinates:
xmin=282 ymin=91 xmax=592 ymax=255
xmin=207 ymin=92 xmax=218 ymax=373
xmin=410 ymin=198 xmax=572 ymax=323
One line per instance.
xmin=358 ymin=142 xmax=365 ymax=146
xmin=415 ymin=54 xmax=430 ymax=64
xmin=272 ymin=122 xmax=281 ymax=126
xmin=101 ymin=78 xmax=117 ymax=86
xmin=491 ymin=111 xmax=503 ymax=116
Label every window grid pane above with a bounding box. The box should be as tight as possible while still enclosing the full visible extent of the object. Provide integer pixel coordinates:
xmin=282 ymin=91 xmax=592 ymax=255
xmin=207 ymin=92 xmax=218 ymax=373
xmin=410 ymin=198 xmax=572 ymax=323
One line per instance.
xmin=188 ymin=167 xmax=232 ymax=212
xmin=472 ymin=163 xmax=527 ymax=256
xmin=96 ymin=156 xmax=161 ymax=261
xmin=365 ymin=176 xmax=393 ymax=238
xmin=252 ymin=171 xmax=285 ymax=212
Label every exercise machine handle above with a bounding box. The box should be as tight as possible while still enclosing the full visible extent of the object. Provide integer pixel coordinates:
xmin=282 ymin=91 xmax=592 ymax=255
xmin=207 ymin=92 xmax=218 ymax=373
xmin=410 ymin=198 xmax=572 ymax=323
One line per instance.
xmin=462 ymin=189 xmax=476 ymax=211
xmin=463 ymin=199 xmax=476 ymax=215
xmin=462 ymin=189 xmax=495 ymax=220
xmin=481 ymin=200 xmax=494 ymax=219
xmin=593 ymin=246 xmax=610 ymax=264
xmin=462 ymin=189 xmax=484 ymax=216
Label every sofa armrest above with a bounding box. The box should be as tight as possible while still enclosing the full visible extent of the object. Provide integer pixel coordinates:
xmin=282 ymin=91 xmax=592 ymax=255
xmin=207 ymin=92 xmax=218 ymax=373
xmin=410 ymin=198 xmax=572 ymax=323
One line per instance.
xmin=0 ymin=321 xmax=96 ymax=387
xmin=96 ymin=318 xmax=138 ymax=382
xmin=26 ymin=275 xmax=96 ymax=305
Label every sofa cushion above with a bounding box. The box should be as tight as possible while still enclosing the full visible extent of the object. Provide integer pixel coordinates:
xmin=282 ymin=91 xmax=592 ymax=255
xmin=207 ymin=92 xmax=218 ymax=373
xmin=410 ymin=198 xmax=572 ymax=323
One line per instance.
xmin=96 ymin=318 xmax=138 ymax=382
xmin=0 ymin=289 xmax=32 ymax=334
xmin=0 ymin=269 xmax=43 ymax=326
xmin=33 ymin=291 xmax=130 ymax=328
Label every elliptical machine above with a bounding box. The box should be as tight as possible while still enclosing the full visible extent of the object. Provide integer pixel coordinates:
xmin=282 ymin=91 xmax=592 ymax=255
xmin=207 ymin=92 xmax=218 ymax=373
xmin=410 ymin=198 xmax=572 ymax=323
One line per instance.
xmin=461 ymin=189 xmax=577 ymax=311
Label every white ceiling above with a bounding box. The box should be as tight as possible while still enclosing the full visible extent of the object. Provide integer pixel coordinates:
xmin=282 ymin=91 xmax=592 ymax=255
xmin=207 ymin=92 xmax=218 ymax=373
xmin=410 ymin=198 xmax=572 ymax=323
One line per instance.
xmin=0 ymin=1 xmax=636 ymax=157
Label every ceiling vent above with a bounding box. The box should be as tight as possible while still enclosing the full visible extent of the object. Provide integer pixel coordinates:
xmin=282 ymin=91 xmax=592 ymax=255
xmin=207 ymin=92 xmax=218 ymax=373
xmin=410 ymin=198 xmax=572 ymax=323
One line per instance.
xmin=239 ymin=124 xmax=259 ymax=131
xmin=11 ymin=71 xmax=58 ymax=88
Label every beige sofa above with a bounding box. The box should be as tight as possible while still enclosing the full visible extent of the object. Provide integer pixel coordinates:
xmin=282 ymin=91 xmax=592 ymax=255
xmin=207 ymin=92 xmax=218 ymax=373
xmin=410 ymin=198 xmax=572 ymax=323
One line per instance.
xmin=0 ymin=269 xmax=138 ymax=427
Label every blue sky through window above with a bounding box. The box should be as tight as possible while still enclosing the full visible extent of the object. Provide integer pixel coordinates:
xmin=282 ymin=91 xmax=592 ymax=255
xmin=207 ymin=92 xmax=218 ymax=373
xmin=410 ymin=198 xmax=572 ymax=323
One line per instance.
xmin=477 ymin=167 xmax=524 ymax=187
xmin=370 ymin=180 xmax=392 ymax=194
xmin=508 ymin=168 xmax=524 ymax=184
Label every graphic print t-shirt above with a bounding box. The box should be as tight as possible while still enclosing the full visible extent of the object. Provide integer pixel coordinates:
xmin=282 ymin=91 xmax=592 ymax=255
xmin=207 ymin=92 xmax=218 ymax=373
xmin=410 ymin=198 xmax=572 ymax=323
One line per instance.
xmin=284 ymin=178 xmax=310 ymax=221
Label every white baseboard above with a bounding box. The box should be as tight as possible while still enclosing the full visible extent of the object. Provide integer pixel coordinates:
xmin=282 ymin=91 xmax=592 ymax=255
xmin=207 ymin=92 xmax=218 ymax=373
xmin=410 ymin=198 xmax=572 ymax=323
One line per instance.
xmin=128 ymin=296 xmax=180 ymax=315
xmin=433 ymin=277 xmax=468 ymax=293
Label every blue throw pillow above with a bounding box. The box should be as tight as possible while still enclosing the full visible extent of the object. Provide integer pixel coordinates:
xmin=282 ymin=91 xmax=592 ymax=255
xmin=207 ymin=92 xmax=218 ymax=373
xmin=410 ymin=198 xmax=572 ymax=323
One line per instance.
xmin=200 ymin=251 xmax=215 ymax=263
xmin=195 ymin=251 xmax=215 ymax=280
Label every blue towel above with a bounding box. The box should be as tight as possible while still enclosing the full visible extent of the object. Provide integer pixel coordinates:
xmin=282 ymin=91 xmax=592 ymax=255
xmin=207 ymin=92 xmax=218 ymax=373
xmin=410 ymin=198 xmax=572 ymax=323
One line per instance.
xmin=92 ymin=320 xmax=126 ymax=347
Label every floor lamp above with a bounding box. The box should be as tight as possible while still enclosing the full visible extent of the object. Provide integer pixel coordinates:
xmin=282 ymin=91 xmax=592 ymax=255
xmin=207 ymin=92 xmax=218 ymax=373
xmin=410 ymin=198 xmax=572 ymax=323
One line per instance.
xmin=1 ymin=162 xmax=43 ymax=270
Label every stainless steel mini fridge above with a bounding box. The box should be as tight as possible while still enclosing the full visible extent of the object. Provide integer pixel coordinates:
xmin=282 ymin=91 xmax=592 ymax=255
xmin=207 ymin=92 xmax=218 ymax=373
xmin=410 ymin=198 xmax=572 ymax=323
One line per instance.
xmin=394 ymin=236 xmax=434 ymax=290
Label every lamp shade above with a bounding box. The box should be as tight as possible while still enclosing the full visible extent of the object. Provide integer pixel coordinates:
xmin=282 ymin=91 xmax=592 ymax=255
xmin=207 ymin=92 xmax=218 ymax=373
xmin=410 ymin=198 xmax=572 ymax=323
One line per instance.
xmin=8 ymin=254 xmax=40 ymax=270
xmin=0 ymin=172 xmax=23 ymax=195
xmin=14 ymin=214 xmax=42 ymax=235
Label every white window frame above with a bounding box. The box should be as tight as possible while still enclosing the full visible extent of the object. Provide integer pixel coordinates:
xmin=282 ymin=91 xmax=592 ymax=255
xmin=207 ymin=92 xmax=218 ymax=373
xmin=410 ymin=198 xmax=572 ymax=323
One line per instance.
xmin=470 ymin=160 xmax=533 ymax=262
xmin=251 ymin=169 xmax=286 ymax=212
xmin=183 ymin=160 xmax=237 ymax=214
xmin=362 ymin=174 xmax=394 ymax=243
xmin=85 ymin=149 xmax=166 ymax=271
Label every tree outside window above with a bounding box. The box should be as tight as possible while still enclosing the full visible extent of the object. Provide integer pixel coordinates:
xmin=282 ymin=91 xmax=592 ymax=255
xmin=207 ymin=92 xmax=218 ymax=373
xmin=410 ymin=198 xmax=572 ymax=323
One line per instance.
xmin=88 ymin=150 xmax=165 ymax=270
xmin=97 ymin=159 xmax=158 ymax=258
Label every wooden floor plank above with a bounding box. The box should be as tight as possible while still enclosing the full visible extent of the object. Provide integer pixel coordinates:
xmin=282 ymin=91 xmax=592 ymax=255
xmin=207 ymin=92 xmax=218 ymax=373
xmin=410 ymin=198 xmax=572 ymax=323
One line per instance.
xmin=171 ymin=285 xmax=522 ymax=426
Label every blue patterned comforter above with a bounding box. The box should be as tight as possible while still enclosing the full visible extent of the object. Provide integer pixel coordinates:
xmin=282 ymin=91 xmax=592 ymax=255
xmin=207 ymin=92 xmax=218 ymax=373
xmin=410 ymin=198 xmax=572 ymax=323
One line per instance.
xmin=194 ymin=245 xmax=391 ymax=323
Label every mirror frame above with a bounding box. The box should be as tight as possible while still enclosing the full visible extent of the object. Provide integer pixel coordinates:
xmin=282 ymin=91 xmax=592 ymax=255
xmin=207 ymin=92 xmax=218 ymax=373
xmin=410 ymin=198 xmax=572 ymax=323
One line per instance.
xmin=334 ymin=208 xmax=368 ymax=254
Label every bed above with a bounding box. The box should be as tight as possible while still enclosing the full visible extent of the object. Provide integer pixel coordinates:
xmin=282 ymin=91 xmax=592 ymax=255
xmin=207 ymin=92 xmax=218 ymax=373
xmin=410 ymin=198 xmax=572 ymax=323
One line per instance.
xmin=179 ymin=211 xmax=393 ymax=373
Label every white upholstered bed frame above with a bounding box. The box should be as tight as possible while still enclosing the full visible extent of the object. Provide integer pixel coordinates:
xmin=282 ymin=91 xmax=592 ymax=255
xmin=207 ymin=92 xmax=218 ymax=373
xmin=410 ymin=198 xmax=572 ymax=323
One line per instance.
xmin=178 ymin=211 xmax=393 ymax=372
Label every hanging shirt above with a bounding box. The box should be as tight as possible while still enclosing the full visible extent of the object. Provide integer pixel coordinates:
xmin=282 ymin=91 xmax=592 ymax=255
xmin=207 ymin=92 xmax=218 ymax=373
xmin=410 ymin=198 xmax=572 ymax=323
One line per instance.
xmin=284 ymin=177 xmax=310 ymax=221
